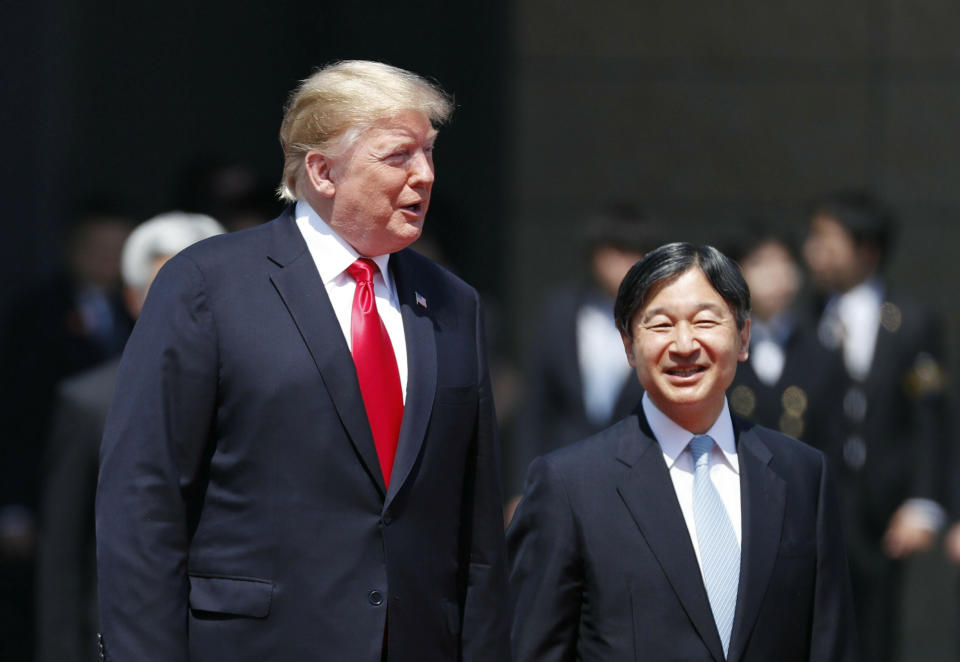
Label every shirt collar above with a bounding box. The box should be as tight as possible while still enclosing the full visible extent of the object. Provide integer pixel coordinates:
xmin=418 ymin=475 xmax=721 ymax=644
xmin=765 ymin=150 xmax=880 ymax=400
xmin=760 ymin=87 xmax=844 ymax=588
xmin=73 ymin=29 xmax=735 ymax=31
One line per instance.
xmin=642 ymin=392 xmax=739 ymax=473
xmin=294 ymin=200 xmax=393 ymax=288
xmin=832 ymin=276 xmax=884 ymax=314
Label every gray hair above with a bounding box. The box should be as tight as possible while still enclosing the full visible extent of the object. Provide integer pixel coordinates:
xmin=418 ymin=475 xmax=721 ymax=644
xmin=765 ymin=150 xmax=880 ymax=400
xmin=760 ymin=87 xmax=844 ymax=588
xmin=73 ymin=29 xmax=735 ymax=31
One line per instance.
xmin=277 ymin=60 xmax=454 ymax=202
xmin=121 ymin=211 xmax=225 ymax=291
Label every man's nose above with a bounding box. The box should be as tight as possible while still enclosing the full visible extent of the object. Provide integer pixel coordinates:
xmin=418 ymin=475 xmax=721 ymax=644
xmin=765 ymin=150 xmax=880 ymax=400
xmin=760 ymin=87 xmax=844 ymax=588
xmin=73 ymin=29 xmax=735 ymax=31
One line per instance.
xmin=671 ymin=323 xmax=699 ymax=354
xmin=409 ymin=151 xmax=435 ymax=187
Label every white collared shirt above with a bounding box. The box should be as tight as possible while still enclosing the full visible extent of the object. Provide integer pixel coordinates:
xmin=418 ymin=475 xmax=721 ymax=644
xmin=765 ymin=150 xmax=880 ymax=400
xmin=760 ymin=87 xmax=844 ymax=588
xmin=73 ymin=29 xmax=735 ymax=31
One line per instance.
xmin=823 ymin=277 xmax=884 ymax=382
xmin=642 ymin=393 xmax=742 ymax=574
xmin=294 ymin=200 xmax=408 ymax=401
xmin=576 ymin=297 xmax=632 ymax=425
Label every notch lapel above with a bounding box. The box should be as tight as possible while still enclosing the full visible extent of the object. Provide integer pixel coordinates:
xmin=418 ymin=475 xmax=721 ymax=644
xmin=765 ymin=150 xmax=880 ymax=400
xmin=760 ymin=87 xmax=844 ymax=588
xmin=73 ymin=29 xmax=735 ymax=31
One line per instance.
xmin=384 ymin=251 xmax=437 ymax=508
xmin=726 ymin=421 xmax=785 ymax=662
xmin=615 ymin=415 xmax=727 ymax=662
xmin=266 ymin=212 xmax=386 ymax=496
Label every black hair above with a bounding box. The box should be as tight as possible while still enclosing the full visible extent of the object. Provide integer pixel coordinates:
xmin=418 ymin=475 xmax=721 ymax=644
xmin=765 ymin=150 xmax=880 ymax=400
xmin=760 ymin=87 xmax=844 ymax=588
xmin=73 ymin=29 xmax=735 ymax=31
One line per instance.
xmin=581 ymin=202 xmax=664 ymax=255
xmin=722 ymin=218 xmax=800 ymax=266
xmin=808 ymin=190 xmax=896 ymax=263
xmin=614 ymin=242 xmax=751 ymax=337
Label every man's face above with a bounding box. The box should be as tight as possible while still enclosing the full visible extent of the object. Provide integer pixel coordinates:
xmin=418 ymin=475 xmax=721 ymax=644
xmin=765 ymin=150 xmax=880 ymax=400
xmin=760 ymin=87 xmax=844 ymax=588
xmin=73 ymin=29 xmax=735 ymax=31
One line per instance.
xmin=739 ymin=240 xmax=800 ymax=322
xmin=803 ymin=213 xmax=870 ymax=292
xmin=325 ymin=110 xmax=437 ymax=256
xmin=621 ymin=267 xmax=750 ymax=433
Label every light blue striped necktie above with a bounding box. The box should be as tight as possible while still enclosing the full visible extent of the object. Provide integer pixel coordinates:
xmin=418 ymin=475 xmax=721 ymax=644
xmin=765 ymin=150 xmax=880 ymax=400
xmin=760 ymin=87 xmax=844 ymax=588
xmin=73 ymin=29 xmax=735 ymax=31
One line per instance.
xmin=689 ymin=434 xmax=740 ymax=658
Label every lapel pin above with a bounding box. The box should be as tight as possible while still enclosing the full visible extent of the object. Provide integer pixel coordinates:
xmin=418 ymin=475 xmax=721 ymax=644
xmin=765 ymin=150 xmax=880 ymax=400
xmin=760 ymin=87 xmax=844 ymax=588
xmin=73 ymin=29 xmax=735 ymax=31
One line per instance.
xmin=415 ymin=292 xmax=427 ymax=308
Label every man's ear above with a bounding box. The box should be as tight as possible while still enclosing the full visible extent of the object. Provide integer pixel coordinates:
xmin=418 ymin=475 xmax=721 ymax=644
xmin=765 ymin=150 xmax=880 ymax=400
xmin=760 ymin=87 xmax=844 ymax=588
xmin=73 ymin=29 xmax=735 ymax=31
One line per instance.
xmin=621 ymin=332 xmax=637 ymax=367
xmin=738 ymin=317 xmax=751 ymax=362
xmin=303 ymin=150 xmax=336 ymax=198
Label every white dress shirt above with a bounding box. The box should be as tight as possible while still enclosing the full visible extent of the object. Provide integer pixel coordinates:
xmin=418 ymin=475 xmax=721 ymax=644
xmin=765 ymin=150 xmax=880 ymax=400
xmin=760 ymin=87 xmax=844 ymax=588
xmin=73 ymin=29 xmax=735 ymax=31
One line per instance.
xmin=822 ymin=277 xmax=883 ymax=382
xmin=294 ymin=200 xmax=408 ymax=402
xmin=576 ymin=297 xmax=632 ymax=425
xmin=642 ymin=393 xmax=742 ymax=575
xmin=821 ymin=277 xmax=944 ymax=531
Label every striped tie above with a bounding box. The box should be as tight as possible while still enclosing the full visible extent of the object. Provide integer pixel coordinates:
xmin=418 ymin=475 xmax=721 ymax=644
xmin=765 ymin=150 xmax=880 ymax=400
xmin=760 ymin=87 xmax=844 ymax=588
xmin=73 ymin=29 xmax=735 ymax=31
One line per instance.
xmin=689 ymin=434 xmax=740 ymax=658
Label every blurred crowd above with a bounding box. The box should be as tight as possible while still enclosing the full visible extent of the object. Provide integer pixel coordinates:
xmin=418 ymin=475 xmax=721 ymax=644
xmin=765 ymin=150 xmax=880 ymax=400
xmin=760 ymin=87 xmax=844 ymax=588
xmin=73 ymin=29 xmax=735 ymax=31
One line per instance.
xmin=0 ymin=186 xmax=956 ymax=661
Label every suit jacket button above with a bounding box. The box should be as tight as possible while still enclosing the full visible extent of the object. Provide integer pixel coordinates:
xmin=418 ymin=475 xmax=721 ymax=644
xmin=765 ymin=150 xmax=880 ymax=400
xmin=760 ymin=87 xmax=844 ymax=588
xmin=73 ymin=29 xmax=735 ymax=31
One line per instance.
xmin=369 ymin=590 xmax=384 ymax=606
xmin=382 ymin=510 xmax=393 ymax=526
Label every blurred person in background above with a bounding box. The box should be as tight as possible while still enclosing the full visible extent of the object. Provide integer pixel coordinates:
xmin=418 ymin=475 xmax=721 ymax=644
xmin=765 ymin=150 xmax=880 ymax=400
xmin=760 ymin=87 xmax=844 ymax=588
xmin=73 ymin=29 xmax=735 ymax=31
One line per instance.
xmin=0 ymin=202 xmax=133 ymax=662
xmin=726 ymin=224 xmax=846 ymax=446
xmin=803 ymin=190 xmax=948 ymax=662
xmin=178 ymin=158 xmax=280 ymax=232
xmin=35 ymin=211 xmax=224 ymax=662
xmin=506 ymin=204 xmax=662 ymax=521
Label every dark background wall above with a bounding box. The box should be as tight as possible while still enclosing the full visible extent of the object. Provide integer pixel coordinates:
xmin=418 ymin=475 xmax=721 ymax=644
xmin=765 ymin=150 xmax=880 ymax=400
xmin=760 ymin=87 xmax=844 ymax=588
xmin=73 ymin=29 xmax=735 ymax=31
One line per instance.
xmin=0 ymin=0 xmax=507 ymax=304
xmin=2 ymin=2 xmax=959 ymax=659
xmin=507 ymin=0 xmax=960 ymax=368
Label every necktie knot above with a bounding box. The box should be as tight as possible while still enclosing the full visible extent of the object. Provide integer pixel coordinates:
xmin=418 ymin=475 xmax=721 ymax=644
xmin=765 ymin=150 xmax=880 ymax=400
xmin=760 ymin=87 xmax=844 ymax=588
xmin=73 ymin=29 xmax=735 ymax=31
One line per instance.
xmin=689 ymin=435 xmax=714 ymax=466
xmin=347 ymin=258 xmax=377 ymax=285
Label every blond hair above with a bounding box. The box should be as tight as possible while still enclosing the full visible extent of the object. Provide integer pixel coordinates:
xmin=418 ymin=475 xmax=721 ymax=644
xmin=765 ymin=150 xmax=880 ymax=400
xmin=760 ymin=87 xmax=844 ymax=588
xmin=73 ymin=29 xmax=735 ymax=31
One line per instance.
xmin=277 ymin=60 xmax=453 ymax=201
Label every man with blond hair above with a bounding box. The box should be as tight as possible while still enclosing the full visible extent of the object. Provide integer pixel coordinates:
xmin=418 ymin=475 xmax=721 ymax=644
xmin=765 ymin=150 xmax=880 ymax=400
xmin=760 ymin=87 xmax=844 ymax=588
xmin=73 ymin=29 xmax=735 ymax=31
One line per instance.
xmin=96 ymin=61 xmax=511 ymax=662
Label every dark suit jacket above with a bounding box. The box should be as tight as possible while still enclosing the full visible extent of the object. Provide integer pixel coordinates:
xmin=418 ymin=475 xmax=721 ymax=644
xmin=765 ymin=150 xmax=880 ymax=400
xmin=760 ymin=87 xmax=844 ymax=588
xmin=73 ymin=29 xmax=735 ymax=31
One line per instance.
xmin=38 ymin=359 xmax=119 ymax=662
xmin=812 ymin=292 xmax=946 ymax=563
xmin=507 ymin=410 xmax=858 ymax=662
xmin=511 ymin=284 xmax=643 ymax=493
xmin=95 ymin=207 xmax=511 ymax=662
xmin=728 ymin=317 xmax=847 ymax=448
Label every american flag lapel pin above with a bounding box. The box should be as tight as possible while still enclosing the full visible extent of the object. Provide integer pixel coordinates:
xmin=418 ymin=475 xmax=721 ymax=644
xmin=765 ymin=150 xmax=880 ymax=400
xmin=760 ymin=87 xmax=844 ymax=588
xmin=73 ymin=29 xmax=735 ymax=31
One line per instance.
xmin=415 ymin=291 xmax=427 ymax=308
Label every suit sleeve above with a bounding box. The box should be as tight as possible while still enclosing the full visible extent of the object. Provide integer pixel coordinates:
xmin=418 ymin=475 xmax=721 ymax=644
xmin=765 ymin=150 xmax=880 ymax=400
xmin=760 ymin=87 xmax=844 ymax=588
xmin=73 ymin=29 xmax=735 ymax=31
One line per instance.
xmin=903 ymin=312 xmax=948 ymax=505
xmin=810 ymin=452 xmax=860 ymax=661
xmin=95 ymin=255 xmax=218 ymax=662
xmin=460 ymin=293 xmax=513 ymax=662
xmin=507 ymin=456 xmax=583 ymax=662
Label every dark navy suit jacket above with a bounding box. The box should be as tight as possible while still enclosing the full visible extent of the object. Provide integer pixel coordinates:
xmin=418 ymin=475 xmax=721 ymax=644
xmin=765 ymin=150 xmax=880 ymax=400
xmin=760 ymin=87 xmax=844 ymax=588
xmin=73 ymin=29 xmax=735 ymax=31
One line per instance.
xmin=96 ymin=207 xmax=511 ymax=661
xmin=507 ymin=409 xmax=858 ymax=662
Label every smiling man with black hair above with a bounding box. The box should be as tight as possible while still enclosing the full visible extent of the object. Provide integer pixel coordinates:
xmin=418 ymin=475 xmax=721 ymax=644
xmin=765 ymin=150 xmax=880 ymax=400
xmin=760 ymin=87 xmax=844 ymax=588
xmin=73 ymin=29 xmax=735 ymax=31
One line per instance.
xmin=508 ymin=242 xmax=858 ymax=662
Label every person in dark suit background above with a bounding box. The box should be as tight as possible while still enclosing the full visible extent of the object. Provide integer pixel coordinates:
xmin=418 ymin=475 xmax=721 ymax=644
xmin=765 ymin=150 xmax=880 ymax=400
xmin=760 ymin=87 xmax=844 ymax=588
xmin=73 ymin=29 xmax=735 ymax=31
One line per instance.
xmin=0 ymin=204 xmax=133 ymax=662
xmin=802 ymin=191 xmax=948 ymax=662
xmin=726 ymin=225 xmax=846 ymax=446
xmin=506 ymin=205 xmax=660 ymax=519
xmin=36 ymin=211 xmax=224 ymax=662
xmin=95 ymin=61 xmax=512 ymax=662
xmin=508 ymin=242 xmax=858 ymax=661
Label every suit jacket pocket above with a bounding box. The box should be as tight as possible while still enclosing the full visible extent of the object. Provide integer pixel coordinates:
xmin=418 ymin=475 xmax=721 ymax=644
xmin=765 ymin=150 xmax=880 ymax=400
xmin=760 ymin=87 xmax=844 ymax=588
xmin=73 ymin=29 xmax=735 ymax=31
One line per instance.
xmin=188 ymin=574 xmax=274 ymax=618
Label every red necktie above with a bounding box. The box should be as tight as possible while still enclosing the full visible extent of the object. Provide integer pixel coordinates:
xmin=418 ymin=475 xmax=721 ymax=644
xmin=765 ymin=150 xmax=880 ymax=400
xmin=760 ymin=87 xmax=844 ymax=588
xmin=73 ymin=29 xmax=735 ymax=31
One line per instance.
xmin=346 ymin=259 xmax=404 ymax=488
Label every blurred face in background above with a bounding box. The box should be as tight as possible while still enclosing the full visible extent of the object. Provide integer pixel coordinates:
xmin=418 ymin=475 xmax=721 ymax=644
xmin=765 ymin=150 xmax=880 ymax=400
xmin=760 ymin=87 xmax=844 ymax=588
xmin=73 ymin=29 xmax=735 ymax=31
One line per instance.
xmin=70 ymin=218 xmax=131 ymax=291
xmin=592 ymin=245 xmax=645 ymax=299
xmin=803 ymin=214 xmax=877 ymax=293
xmin=739 ymin=240 xmax=801 ymax=322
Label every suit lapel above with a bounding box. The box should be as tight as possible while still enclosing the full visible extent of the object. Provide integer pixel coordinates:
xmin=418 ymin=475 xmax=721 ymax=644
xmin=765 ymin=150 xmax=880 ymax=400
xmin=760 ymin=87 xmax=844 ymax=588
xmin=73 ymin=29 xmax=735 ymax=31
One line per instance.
xmin=266 ymin=210 xmax=386 ymax=496
xmin=726 ymin=421 xmax=785 ymax=662
xmin=615 ymin=414 xmax=727 ymax=662
xmin=863 ymin=313 xmax=896 ymax=400
xmin=384 ymin=250 xmax=437 ymax=508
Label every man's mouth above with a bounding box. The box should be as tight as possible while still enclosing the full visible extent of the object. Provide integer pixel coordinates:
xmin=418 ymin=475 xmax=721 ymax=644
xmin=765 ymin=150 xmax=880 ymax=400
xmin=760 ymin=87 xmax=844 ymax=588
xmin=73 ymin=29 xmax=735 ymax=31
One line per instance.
xmin=665 ymin=365 xmax=706 ymax=378
xmin=401 ymin=202 xmax=424 ymax=214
